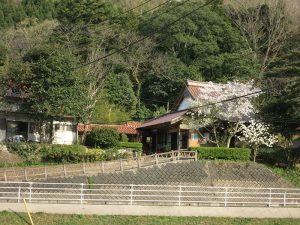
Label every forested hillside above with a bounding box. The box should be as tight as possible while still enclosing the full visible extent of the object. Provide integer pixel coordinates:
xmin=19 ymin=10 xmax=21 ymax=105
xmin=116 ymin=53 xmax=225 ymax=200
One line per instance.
xmin=0 ymin=0 xmax=299 ymax=126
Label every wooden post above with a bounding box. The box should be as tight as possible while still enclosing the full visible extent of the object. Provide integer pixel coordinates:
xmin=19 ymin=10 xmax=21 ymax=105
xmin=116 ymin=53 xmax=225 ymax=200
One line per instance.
xmin=44 ymin=166 xmax=47 ymax=179
xmin=101 ymin=161 xmax=104 ymax=173
xmin=24 ymin=168 xmax=28 ymax=180
xmin=177 ymin=127 xmax=181 ymax=150
xmin=4 ymin=169 xmax=7 ymax=181
xmin=63 ymin=164 xmax=67 ymax=176
xmin=82 ymin=163 xmax=86 ymax=174
xmin=120 ymin=159 xmax=123 ymax=172
xmin=137 ymin=156 xmax=141 ymax=168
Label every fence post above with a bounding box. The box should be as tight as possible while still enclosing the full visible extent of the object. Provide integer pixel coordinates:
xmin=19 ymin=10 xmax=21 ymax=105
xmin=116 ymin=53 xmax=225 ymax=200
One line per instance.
xmin=171 ymin=151 xmax=175 ymax=161
xmin=268 ymin=188 xmax=272 ymax=207
xmin=137 ymin=156 xmax=141 ymax=168
xmin=284 ymin=192 xmax=286 ymax=207
xmin=224 ymin=187 xmax=228 ymax=207
xmin=29 ymin=182 xmax=32 ymax=203
xmin=155 ymin=153 xmax=158 ymax=165
xmin=17 ymin=186 xmax=21 ymax=203
xmin=4 ymin=169 xmax=7 ymax=181
xmin=130 ymin=184 xmax=134 ymax=205
xmin=101 ymin=161 xmax=105 ymax=173
xmin=82 ymin=163 xmax=86 ymax=174
xmin=63 ymin=164 xmax=67 ymax=177
xmin=80 ymin=183 xmax=84 ymax=204
xmin=24 ymin=168 xmax=28 ymax=180
xmin=44 ymin=166 xmax=47 ymax=179
xmin=194 ymin=151 xmax=198 ymax=161
xmin=178 ymin=185 xmax=182 ymax=206
xmin=120 ymin=159 xmax=123 ymax=172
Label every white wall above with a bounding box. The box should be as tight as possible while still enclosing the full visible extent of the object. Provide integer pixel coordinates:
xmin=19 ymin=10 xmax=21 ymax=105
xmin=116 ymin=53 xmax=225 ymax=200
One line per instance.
xmin=0 ymin=119 xmax=6 ymax=142
xmin=52 ymin=121 xmax=77 ymax=145
xmin=177 ymin=96 xmax=192 ymax=111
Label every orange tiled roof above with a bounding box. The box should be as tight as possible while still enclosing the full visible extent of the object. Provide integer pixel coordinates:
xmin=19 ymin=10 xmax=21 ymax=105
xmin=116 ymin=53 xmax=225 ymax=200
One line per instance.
xmin=77 ymin=122 xmax=142 ymax=135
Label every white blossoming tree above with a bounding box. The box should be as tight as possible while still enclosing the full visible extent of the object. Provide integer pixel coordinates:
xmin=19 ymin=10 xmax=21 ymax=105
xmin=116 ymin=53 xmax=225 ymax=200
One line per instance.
xmin=237 ymin=120 xmax=277 ymax=162
xmin=187 ymin=81 xmax=260 ymax=148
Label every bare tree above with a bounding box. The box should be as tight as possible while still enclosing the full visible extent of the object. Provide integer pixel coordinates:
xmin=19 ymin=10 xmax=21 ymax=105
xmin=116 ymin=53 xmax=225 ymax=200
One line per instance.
xmin=80 ymin=44 xmax=112 ymax=142
xmin=225 ymin=0 xmax=298 ymax=75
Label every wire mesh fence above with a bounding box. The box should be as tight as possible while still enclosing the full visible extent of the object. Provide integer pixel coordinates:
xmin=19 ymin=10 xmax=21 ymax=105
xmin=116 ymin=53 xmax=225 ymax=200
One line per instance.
xmin=0 ymin=182 xmax=299 ymax=207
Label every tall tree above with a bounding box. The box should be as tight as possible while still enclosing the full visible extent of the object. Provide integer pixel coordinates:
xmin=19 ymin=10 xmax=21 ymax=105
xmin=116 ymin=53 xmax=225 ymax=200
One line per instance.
xmin=140 ymin=1 xmax=259 ymax=82
xmin=2 ymin=45 xmax=88 ymax=141
xmin=226 ymin=0 xmax=298 ymax=75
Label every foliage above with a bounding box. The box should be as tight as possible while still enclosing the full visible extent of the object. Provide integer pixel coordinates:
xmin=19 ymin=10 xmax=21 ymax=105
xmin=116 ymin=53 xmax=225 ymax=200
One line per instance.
xmin=85 ymin=128 xmax=119 ymax=148
xmin=118 ymin=142 xmax=143 ymax=151
xmin=140 ymin=1 xmax=259 ymax=82
xmin=269 ymin=166 xmax=300 ymax=188
xmin=6 ymin=142 xmax=44 ymax=163
xmin=257 ymin=147 xmax=286 ymax=165
xmin=189 ymin=147 xmax=251 ymax=161
xmin=0 ymin=0 xmax=57 ymax=29
xmin=41 ymin=145 xmax=87 ymax=163
xmin=3 ymin=45 xmax=88 ymax=126
xmin=105 ymin=72 xmax=137 ymax=112
xmin=237 ymin=120 xmax=277 ymax=162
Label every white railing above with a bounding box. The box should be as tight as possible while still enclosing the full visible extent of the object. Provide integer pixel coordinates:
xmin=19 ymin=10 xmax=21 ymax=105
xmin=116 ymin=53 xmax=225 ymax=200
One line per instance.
xmin=0 ymin=150 xmax=197 ymax=182
xmin=0 ymin=182 xmax=299 ymax=207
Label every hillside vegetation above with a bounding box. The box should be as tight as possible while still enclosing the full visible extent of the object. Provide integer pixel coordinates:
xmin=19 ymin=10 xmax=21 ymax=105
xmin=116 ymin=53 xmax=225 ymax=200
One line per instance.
xmin=0 ymin=0 xmax=298 ymax=128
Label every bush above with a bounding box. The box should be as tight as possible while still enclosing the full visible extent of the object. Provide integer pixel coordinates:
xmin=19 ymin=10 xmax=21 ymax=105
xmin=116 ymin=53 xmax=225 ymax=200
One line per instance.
xmin=41 ymin=145 xmax=87 ymax=163
xmin=189 ymin=147 xmax=250 ymax=161
xmin=85 ymin=128 xmax=119 ymax=148
xmin=257 ymin=147 xmax=286 ymax=164
xmin=120 ymin=133 xmax=128 ymax=142
xmin=117 ymin=142 xmax=142 ymax=151
xmin=85 ymin=149 xmax=105 ymax=162
xmin=6 ymin=142 xmax=46 ymax=163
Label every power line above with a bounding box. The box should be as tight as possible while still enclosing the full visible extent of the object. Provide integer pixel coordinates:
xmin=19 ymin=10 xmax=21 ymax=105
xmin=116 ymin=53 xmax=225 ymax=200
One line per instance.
xmin=74 ymin=0 xmax=217 ymax=70
xmin=70 ymin=0 xmax=167 ymax=35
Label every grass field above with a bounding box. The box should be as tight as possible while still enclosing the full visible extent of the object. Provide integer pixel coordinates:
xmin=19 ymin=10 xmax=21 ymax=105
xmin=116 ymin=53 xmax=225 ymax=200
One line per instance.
xmin=1 ymin=211 xmax=300 ymax=225
xmin=268 ymin=166 xmax=300 ymax=188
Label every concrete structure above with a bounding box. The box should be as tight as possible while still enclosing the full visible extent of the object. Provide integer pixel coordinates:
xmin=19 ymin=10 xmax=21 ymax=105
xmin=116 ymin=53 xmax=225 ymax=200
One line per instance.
xmin=1 ymin=203 xmax=300 ymax=218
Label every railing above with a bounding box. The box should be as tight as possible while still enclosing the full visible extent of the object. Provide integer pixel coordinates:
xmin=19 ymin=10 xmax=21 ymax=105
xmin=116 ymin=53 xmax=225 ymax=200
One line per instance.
xmin=0 ymin=150 xmax=197 ymax=182
xmin=0 ymin=182 xmax=299 ymax=207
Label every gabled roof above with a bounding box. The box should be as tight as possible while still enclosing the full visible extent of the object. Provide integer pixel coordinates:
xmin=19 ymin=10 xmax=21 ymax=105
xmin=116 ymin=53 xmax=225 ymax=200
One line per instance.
xmin=77 ymin=122 xmax=142 ymax=135
xmin=137 ymin=110 xmax=188 ymax=129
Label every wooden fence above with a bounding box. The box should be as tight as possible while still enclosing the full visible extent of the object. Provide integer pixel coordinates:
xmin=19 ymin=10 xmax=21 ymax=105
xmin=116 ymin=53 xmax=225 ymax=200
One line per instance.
xmin=0 ymin=150 xmax=197 ymax=182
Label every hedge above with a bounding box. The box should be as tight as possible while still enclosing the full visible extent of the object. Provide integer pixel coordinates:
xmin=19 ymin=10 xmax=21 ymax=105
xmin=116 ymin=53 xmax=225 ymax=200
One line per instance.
xmin=189 ymin=147 xmax=250 ymax=161
xmin=117 ymin=142 xmax=142 ymax=150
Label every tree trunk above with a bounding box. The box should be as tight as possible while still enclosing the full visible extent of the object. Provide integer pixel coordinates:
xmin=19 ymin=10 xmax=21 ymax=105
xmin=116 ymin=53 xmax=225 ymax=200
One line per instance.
xmin=253 ymin=147 xmax=258 ymax=162
xmin=226 ymin=136 xmax=233 ymax=148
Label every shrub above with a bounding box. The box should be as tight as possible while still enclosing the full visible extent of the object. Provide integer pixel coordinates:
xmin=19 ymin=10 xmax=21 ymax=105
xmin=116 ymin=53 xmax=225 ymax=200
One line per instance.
xmin=189 ymin=147 xmax=250 ymax=161
xmin=85 ymin=149 xmax=105 ymax=162
xmin=120 ymin=133 xmax=128 ymax=142
xmin=85 ymin=128 xmax=119 ymax=148
xmin=6 ymin=142 xmax=47 ymax=163
xmin=117 ymin=142 xmax=142 ymax=151
xmin=41 ymin=145 xmax=87 ymax=163
xmin=257 ymin=147 xmax=286 ymax=164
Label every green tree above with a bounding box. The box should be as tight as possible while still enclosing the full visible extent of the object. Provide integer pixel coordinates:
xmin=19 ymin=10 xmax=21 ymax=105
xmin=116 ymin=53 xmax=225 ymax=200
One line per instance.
xmin=259 ymin=31 xmax=300 ymax=167
xmin=140 ymin=1 xmax=259 ymax=82
xmin=3 ymin=45 xmax=88 ymax=141
xmin=105 ymin=72 xmax=137 ymax=112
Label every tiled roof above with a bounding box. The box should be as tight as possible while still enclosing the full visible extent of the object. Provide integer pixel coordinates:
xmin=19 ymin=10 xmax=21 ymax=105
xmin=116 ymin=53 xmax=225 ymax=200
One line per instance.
xmin=138 ymin=110 xmax=188 ymax=129
xmin=185 ymin=80 xmax=225 ymax=99
xmin=77 ymin=122 xmax=142 ymax=135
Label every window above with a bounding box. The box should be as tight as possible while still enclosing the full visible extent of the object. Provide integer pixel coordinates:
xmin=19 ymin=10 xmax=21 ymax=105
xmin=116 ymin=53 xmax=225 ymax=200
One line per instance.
xmin=192 ymin=133 xmax=198 ymax=140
